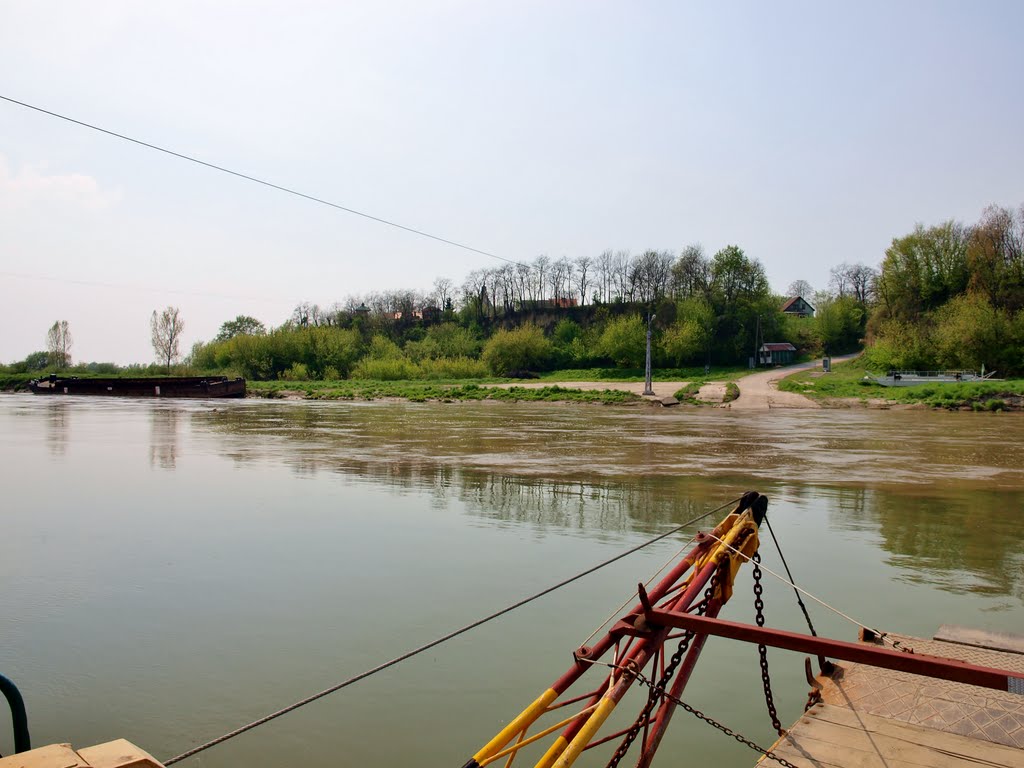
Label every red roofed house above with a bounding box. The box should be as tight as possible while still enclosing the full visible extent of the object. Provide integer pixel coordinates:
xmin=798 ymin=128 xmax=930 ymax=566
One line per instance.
xmin=781 ymin=296 xmax=815 ymax=317
xmin=759 ymin=342 xmax=797 ymax=366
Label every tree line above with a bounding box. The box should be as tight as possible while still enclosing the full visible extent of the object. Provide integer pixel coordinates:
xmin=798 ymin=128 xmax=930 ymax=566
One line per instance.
xmin=8 ymin=203 xmax=1020 ymax=381
xmin=865 ymin=203 xmax=1024 ymax=374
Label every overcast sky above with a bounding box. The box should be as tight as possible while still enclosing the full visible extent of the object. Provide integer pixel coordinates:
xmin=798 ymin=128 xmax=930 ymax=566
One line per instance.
xmin=2 ymin=1 xmax=1022 ymax=364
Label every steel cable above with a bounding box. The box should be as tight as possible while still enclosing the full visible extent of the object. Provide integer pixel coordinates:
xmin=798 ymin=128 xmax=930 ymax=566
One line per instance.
xmin=162 ymin=496 xmax=742 ymax=765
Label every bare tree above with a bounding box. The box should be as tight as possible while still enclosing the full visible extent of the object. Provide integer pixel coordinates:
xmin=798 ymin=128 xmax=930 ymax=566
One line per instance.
xmin=847 ymin=264 xmax=877 ymax=304
xmin=671 ymin=244 xmax=709 ymax=298
xmin=432 ymin=277 xmax=453 ymax=310
xmin=46 ymin=320 xmax=72 ymax=368
xmin=829 ymin=264 xmax=852 ymax=297
xmin=786 ymin=279 xmax=814 ymax=298
xmin=151 ymin=306 xmax=184 ymax=372
xmin=575 ymin=255 xmax=592 ymax=304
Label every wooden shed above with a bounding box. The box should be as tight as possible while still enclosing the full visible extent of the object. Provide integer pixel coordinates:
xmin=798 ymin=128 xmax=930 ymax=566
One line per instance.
xmin=759 ymin=342 xmax=797 ymax=365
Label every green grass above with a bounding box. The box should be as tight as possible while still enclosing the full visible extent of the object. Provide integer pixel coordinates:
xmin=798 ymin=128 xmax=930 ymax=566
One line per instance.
xmin=0 ymin=373 xmax=33 ymax=391
xmin=540 ymin=365 xmax=749 ymax=383
xmin=778 ymin=358 xmax=1024 ymax=409
xmin=249 ymin=379 xmax=641 ymax=404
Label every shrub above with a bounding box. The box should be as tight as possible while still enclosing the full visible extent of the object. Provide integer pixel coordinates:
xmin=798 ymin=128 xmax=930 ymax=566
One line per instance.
xmin=280 ymin=362 xmax=310 ymax=381
xmin=482 ymin=325 xmax=553 ymax=375
xmin=419 ymin=356 xmax=489 ymax=379
xmin=351 ymin=357 xmax=421 ymax=380
xmin=598 ymin=315 xmax=646 ymax=367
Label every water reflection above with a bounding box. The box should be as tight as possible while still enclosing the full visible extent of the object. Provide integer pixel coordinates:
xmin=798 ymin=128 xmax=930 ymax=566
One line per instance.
xmin=149 ymin=406 xmax=180 ymax=470
xmin=46 ymin=401 xmax=70 ymax=456
xmin=191 ymin=401 xmax=1024 ymax=602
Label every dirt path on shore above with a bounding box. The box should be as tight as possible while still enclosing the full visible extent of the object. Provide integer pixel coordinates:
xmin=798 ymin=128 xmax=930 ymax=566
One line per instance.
xmin=728 ymin=354 xmax=860 ymax=410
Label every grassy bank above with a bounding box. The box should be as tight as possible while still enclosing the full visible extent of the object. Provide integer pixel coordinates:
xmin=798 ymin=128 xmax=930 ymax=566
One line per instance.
xmin=779 ymin=358 xmax=1024 ymax=410
xmin=249 ymin=379 xmax=642 ymax=404
xmin=539 ymin=365 xmax=747 ymax=383
xmin=0 ymin=373 xmax=32 ymax=391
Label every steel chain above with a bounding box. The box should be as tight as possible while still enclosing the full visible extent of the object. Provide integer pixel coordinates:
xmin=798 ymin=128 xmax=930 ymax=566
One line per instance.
xmin=605 ymin=567 xmax=721 ymax=768
xmin=753 ymin=552 xmax=785 ymax=736
xmin=655 ymin=683 xmax=801 ymax=768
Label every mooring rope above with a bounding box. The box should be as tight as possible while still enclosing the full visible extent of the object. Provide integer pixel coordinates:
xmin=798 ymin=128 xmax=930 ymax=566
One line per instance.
xmin=163 ymin=497 xmax=743 ymax=765
xmin=702 ymin=531 xmax=904 ymax=649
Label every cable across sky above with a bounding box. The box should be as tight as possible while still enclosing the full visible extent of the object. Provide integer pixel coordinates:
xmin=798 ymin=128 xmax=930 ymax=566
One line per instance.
xmin=0 ymin=93 xmax=525 ymax=269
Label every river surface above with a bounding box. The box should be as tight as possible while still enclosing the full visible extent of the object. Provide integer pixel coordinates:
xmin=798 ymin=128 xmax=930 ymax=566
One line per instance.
xmin=1 ymin=395 xmax=1022 ymax=766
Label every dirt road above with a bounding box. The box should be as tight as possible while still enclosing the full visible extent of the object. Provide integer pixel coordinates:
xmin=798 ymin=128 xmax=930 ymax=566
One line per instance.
xmin=728 ymin=354 xmax=859 ymax=410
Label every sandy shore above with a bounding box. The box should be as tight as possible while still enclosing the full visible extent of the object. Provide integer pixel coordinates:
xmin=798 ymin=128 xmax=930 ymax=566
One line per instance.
xmin=483 ymin=380 xmax=690 ymax=399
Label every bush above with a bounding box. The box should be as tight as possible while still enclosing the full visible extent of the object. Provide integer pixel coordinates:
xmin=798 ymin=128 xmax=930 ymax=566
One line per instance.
xmin=351 ymin=357 xmax=421 ymax=380
xmin=419 ymin=356 xmax=489 ymax=379
xmin=482 ymin=325 xmax=553 ymax=375
xmin=280 ymin=363 xmax=310 ymax=381
xmin=598 ymin=315 xmax=645 ymax=368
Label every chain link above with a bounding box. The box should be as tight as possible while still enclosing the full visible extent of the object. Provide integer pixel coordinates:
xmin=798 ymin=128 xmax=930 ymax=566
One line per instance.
xmin=605 ymin=567 xmax=721 ymax=768
xmin=753 ymin=552 xmax=785 ymax=736
xmin=657 ymin=684 xmax=801 ymax=768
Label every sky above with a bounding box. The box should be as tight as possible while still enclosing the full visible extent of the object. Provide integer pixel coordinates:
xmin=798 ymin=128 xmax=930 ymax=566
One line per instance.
xmin=1 ymin=1 xmax=1022 ymax=364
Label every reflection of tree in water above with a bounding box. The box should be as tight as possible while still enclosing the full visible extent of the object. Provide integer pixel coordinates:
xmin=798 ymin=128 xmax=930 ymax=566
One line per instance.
xmin=830 ymin=486 xmax=1024 ymax=602
xmin=149 ymin=407 xmax=180 ymax=470
xmin=196 ymin=406 xmax=755 ymax=538
xmin=46 ymin=401 xmax=70 ymax=456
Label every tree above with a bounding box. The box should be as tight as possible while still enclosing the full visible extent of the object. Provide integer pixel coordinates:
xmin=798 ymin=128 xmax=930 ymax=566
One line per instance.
xmin=787 ymin=279 xmax=813 ymax=299
xmin=46 ymin=320 xmax=72 ymax=368
xmin=432 ymin=277 xmax=454 ymax=310
xmin=151 ymin=306 xmax=184 ymax=372
xmin=671 ymin=244 xmax=709 ymax=298
xmin=215 ymin=315 xmax=266 ymax=342
xmin=482 ymin=325 xmax=553 ymax=375
xmin=598 ymin=315 xmax=646 ymax=367
xmin=709 ymin=246 xmax=769 ymax=309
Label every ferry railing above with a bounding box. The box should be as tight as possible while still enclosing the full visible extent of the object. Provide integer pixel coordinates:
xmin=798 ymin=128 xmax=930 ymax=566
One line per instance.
xmin=0 ymin=672 xmax=31 ymax=755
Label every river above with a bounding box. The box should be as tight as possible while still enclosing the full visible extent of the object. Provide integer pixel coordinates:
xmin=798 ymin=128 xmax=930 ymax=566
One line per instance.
xmin=1 ymin=395 xmax=1022 ymax=766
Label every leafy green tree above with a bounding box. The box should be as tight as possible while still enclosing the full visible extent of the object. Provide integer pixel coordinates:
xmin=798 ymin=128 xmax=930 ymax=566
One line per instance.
xmin=598 ymin=315 xmax=645 ymax=367
xmin=482 ymin=325 xmax=553 ymax=375
xmin=24 ymin=351 xmax=50 ymax=371
xmin=815 ymin=295 xmax=864 ymax=353
xmin=931 ymin=294 xmax=1009 ymax=371
xmin=876 ymin=222 xmax=969 ymax=319
xmin=709 ymin=246 xmax=769 ymax=309
xmin=661 ymin=297 xmax=713 ymax=365
xmin=215 ymin=315 xmax=266 ymax=342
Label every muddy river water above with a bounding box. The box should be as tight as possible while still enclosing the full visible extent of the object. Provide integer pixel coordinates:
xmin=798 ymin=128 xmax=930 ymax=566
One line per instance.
xmin=1 ymin=395 xmax=1022 ymax=766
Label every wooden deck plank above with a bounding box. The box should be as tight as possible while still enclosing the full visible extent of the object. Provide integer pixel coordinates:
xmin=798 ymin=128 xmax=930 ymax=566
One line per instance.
xmin=760 ymin=703 xmax=1024 ymax=768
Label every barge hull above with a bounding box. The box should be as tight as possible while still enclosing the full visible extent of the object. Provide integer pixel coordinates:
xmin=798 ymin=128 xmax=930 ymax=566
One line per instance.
xmin=28 ymin=376 xmax=246 ymax=399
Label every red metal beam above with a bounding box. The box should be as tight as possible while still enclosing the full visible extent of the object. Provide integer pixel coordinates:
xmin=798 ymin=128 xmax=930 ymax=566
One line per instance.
xmin=642 ymin=606 xmax=1024 ymax=692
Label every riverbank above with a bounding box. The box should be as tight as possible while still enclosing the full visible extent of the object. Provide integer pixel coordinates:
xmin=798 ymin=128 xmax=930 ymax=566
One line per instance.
xmin=780 ymin=358 xmax=1024 ymax=411
xmin=5 ymin=362 xmax=1023 ymax=410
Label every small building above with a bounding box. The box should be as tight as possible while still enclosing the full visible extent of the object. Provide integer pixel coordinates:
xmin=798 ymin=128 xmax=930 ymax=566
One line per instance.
xmin=418 ymin=305 xmax=442 ymax=323
xmin=759 ymin=342 xmax=797 ymax=366
xmin=781 ymin=296 xmax=815 ymax=318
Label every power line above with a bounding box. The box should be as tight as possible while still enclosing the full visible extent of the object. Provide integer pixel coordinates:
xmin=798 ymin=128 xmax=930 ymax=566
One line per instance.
xmin=0 ymin=93 xmax=523 ymax=268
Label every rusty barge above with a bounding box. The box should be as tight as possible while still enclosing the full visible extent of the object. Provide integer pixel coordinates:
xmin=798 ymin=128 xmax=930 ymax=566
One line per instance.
xmin=28 ymin=374 xmax=246 ymax=399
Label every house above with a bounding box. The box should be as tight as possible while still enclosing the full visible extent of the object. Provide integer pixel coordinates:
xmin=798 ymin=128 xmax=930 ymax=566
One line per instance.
xmin=781 ymin=296 xmax=815 ymax=318
xmin=759 ymin=342 xmax=797 ymax=366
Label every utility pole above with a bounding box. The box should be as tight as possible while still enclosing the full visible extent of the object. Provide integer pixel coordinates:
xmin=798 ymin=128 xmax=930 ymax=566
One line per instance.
xmin=644 ymin=312 xmax=656 ymax=396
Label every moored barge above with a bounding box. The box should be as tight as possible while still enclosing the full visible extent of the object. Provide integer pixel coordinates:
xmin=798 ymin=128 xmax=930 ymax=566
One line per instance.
xmin=28 ymin=375 xmax=246 ymax=399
